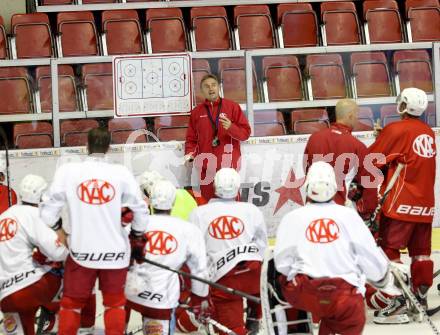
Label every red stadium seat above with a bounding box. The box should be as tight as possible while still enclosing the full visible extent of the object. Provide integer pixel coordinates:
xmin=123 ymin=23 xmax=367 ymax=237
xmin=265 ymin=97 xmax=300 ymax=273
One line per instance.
xmin=351 ymin=52 xmax=392 ymax=98
xmin=277 ymin=4 xmax=318 ymax=47
xmin=291 ymin=108 xmax=330 ymax=134
xmin=254 ymin=111 xmax=287 ymax=136
xmin=380 ymin=105 xmax=400 ymax=126
xmin=146 ymin=8 xmax=187 ymax=53
xmin=102 ymin=10 xmax=144 ymax=55
xmin=262 ymin=56 xmax=303 ymax=102
xmin=192 ymin=59 xmax=211 ymax=105
xmin=393 ymin=50 xmax=433 ymax=93
xmin=218 ymin=57 xmax=259 ymax=103
xmin=61 ymin=119 xmax=99 ymax=147
xmin=353 ymin=106 xmax=374 ymax=131
xmin=82 ymin=63 xmax=113 ymax=111
xmin=363 ymin=0 xmax=403 ymax=43
xmin=321 ymin=2 xmax=361 ymax=46
xmin=57 ymin=11 xmax=99 ymax=57
xmin=11 ymin=13 xmax=53 ymax=59
xmin=306 ymin=54 xmax=346 ymax=100
xmin=190 ymin=7 xmax=232 ymax=51
xmin=0 ymin=67 xmax=32 ymax=114
xmin=154 ymin=115 xmax=189 ymax=141
xmin=405 ymin=0 xmax=440 ymax=42
xmin=0 ymin=16 xmax=7 ymax=59
xmin=36 ymin=65 xmax=78 ymax=113
xmin=14 ymin=122 xmax=53 ymax=149
xmin=234 ymin=5 xmax=275 ymax=49
xmin=108 ymin=118 xmax=147 ymax=144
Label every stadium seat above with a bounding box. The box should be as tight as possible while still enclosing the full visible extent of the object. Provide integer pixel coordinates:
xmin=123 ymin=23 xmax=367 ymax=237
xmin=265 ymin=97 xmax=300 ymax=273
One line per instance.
xmin=190 ymin=7 xmax=232 ymax=51
xmin=405 ymin=0 xmax=440 ymax=42
xmin=61 ymin=119 xmax=99 ymax=147
xmin=13 ymin=122 xmax=53 ymax=149
xmin=41 ymin=0 xmax=73 ymax=4
xmin=218 ymin=57 xmax=259 ymax=103
xmin=154 ymin=115 xmax=189 ymax=141
xmin=321 ymin=2 xmax=361 ymax=46
xmin=306 ymin=54 xmax=346 ymax=100
xmin=192 ymin=59 xmax=211 ymax=105
xmin=0 ymin=67 xmax=32 ymax=114
xmin=262 ymin=56 xmax=303 ymax=102
xmin=57 ymin=11 xmax=99 ymax=57
xmin=102 ymin=10 xmax=144 ymax=55
xmin=290 ymin=108 xmax=330 ymax=134
xmin=380 ymin=105 xmax=400 ymax=126
xmin=276 ymin=3 xmax=318 ymax=47
xmin=0 ymin=16 xmax=7 ymax=59
xmin=82 ymin=63 xmax=113 ymax=111
xmin=363 ymin=0 xmax=404 ymax=43
xmin=425 ymin=103 xmax=436 ymax=127
xmin=11 ymin=13 xmax=53 ymax=59
xmin=36 ymin=65 xmax=78 ymax=113
xmin=350 ymin=52 xmax=392 ymax=98
xmin=234 ymin=5 xmax=275 ymax=49
xmin=353 ymin=106 xmax=374 ymax=131
xmin=393 ymin=50 xmax=433 ymax=93
xmin=254 ymin=110 xmax=287 ymax=136
xmin=83 ymin=0 xmax=118 ymax=3
xmin=146 ymin=8 xmax=188 ymax=53
xmin=108 ymin=118 xmax=147 ymax=144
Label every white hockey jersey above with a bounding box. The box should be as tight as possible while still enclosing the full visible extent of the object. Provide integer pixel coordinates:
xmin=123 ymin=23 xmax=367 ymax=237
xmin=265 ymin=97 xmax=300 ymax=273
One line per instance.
xmin=126 ymin=214 xmax=208 ymax=309
xmin=40 ymin=155 xmax=148 ymax=269
xmin=0 ymin=205 xmax=68 ymax=300
xmin=274 ymin=202 xmax=389 ymax=295
xmin=190 ymin=199 xmax=267 ymax=282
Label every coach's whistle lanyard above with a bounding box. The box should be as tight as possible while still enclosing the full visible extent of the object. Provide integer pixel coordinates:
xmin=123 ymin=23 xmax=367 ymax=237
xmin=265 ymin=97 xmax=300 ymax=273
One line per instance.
xmin=205 ymin=98 xmax=222 ymax=146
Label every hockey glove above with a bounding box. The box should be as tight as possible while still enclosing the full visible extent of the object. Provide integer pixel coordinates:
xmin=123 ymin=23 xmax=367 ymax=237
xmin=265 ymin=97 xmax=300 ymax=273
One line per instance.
xmin=121 ymin=207 xmax=134 ymax=226
xmin=189 ymin=294 xmax=215 ymax=324
xmin=129 ymin=230 xmax=147 ymax=263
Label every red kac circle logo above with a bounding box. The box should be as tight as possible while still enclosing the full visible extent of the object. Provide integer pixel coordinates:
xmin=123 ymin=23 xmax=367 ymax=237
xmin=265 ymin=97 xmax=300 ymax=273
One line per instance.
xmin=0 ymin=218 xmax=18 ymax=242
xmin=208 ymin=216 xmax=245 ymax=240
xmin=145 ymin=231 xmax=178 ymax=255
xmin=77 ymin=179 xmax=115 ymax=205
xmin=306 ymin=218 xmax=340 ymax=244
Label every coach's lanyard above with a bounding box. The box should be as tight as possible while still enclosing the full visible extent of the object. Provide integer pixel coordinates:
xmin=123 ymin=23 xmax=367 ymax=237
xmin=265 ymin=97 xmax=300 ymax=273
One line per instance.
xmin=205 ymin=98 xmax=222 ymax=137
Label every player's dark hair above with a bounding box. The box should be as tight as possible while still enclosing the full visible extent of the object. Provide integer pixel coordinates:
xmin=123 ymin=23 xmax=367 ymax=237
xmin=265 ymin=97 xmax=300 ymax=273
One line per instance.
xmin=200 ymin=73 xmax=219 ymax=88
xmin=88 ymin=127 xmax=111 ymax=154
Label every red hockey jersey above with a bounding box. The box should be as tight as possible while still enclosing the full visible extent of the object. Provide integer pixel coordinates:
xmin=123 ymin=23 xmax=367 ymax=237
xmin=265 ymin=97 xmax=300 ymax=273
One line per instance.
xmin=0 ymin=185 xmax=17 ymax=215
xmin=367 ymin=117 xmax=436 ymax=223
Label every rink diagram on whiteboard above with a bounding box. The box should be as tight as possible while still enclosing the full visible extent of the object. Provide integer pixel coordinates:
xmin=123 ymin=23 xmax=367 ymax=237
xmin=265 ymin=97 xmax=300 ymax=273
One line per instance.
xmin=114 ymin=55 xmax=192 ymax=116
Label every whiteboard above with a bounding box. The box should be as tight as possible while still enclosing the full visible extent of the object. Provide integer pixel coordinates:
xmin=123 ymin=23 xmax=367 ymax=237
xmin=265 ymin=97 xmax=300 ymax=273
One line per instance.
xmin=113 ymin=53 xmax=192 ymax=117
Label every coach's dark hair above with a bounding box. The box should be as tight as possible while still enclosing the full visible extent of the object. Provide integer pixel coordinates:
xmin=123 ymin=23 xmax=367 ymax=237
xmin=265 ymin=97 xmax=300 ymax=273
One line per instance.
xmin=88 ymin=127 xmax=111 ymax=154
xmin=200 ymin=73 xmax=219 ymax=88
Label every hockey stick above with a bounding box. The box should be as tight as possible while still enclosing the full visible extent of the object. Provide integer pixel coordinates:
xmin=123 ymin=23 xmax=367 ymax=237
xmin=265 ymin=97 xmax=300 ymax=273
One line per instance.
xmin=367 ymin=163 xmax=405 ymax=231
xmin=427 ymin=304 xmax=440 ymax=317
xmin=142 ymin=258 xmax=261 ymax=304
xmin=390 ymin=264 xmax=440 ymax=334
xmin=184 ymin=308 xmax=238 ymax=335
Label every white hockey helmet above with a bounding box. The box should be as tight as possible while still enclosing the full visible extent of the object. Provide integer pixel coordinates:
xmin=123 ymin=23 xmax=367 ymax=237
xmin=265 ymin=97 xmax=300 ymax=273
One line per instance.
xmin=150 ymin=180 xmax=176 ymax=210
xmin=19 ymin=174 xmax=48 ymax=204
xmin=139 ymin=170 xmax=165 ymax=196
xmin=397 ymin=87 xmax=428 ymax=116
xmin=304 ymin=162 xmax=337 ymax=203
xmin=214 ymin=168 xmax=241 ymax=199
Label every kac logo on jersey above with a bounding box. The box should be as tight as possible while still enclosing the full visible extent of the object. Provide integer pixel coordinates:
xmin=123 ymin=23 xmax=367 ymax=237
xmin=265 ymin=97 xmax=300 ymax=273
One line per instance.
xmin=208 ymin=216 xmax=244 ymax=240
xmin=306 ymin=218 xmax=340 ymax=244
xmin=412 ymin=134 xmax=435 ymax=158
xmin=0 ymin=218 xmax=18 ymax=242
xmin=77 ymin=179 xmax=115 ymax=205
xmin=145 ymin=231 xmax=178 ymax=255
xmin=3 ymin=313 xmax=18 ymax=333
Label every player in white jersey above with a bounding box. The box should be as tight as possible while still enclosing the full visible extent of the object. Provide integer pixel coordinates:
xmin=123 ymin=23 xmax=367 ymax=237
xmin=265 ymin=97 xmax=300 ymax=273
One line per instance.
xmin=274 ymin=161 xmax=402 ymax=334
xmin=40 ymin=127 xmax=149 ymax=335
xmin=125 ymin=180 xmax=209 ymax=335
xmin=178 ymin=168 xmax=267 ymax=335
xmin=0 ymin=174 xmax=68 ymax=335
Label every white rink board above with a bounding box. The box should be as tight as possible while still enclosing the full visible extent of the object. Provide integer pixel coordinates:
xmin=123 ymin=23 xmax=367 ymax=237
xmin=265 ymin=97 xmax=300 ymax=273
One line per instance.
xmin=1 ymin=130 xmax=440 ymax=237
xmin=113 ymin=53 xmax=192 ymax=117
